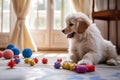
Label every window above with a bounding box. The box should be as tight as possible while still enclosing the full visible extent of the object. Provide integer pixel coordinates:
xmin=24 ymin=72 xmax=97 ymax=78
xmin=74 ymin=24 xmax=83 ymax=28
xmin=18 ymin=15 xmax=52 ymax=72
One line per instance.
xmin=0 ymin=0 xmax=11 ymax=32
xmin=53 ymin=0 xmax=75 ymax=29
xmin=28 ymin=0 xmax=75 ymax=30
xmin=28 ymin=0 xmax=47 ymax=30
xmin=27 ymin=0 xmax=75 ymax=49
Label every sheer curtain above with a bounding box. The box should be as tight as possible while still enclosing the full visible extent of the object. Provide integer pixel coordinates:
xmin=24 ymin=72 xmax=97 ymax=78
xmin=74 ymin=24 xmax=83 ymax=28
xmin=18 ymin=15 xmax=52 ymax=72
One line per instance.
xmin=72 ymin=0 xmax=92 ymax=18
xmin=10 ymin=0 xmax=37 ymax=51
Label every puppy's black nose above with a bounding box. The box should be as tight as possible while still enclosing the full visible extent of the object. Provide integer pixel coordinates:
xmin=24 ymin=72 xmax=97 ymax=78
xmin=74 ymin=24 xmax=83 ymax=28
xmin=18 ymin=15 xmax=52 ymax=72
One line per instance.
xmin=62 ymin=30 xmax=65 ymax=33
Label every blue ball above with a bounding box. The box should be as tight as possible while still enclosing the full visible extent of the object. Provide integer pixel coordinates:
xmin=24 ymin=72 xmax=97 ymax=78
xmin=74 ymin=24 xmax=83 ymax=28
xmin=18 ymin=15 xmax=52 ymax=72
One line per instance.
xmin=54 ymin=62 xmax=61 ymax=69
xmin=6 ymin=44 xmax=15 ymax=49
xmin=22 ymin=48 xmax=32 ymax=58
xmin=11 ymin=47 xmax=20 ymax=55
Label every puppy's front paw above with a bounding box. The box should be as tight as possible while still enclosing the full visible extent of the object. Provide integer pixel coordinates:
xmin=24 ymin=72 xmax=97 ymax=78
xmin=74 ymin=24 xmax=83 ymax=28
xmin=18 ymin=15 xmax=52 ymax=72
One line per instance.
xmin=77 ymin=59 xmax=93 ymax=65
xmin=107 ymin=59 xmax=117 ymax=66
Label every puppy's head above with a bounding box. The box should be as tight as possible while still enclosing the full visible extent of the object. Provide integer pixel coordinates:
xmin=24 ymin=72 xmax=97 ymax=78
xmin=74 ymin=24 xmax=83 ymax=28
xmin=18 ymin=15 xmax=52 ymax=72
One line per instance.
xmin=62 ymin=12 xmax=92 ymax=38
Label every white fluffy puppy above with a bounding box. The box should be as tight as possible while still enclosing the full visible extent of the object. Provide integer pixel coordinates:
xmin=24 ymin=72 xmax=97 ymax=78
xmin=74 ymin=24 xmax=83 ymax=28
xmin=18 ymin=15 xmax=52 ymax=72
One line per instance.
xmin=62 ymin=12 xmax=117 ymax=65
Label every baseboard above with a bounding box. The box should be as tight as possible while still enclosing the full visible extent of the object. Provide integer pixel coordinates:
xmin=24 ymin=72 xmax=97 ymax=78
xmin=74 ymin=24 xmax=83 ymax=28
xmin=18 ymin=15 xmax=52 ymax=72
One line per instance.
xmin=38 ymin=48 xmax=68 ymax=51
xmin=0 ymin=48 xmax=5 ymax=51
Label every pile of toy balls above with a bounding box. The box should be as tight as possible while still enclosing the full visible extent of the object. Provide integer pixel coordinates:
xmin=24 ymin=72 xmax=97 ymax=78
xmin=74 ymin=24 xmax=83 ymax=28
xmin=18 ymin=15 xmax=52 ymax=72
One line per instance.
xmin=5 ymin=44 xmax=33 ymax=59
xmin=24 ymin=57 xmax=39 ymax=66
xmin=0 ymin=44 xmax=20 ymax=59
xmin=0 ymin=44 xmax=34 ymax=68
xmin=6 ymin=44 xmax=20 ymax=56
xmin=61 ymin=61 xmax=95 ymax=73
xmin=0 ymin=44 xmax=33 ymax=59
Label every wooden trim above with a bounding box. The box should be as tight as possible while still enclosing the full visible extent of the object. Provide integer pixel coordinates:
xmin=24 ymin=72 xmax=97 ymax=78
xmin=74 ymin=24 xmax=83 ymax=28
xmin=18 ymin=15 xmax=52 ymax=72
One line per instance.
xmin=0 ymin=48 xmax=5 ymax=51
xmin=38 ymin=48 xmax=68 ymax=51
xmin=92 ymin=10 xmax=120 ymax=20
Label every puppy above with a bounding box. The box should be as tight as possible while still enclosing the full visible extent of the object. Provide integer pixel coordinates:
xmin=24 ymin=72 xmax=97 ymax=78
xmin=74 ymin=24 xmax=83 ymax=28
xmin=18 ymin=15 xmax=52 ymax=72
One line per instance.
xmin=62 ymin=12 xmax=117 ymax=65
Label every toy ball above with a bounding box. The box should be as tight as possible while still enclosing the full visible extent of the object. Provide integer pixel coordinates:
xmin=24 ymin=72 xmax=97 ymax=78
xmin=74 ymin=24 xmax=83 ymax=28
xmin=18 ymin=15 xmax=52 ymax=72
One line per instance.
xmin=54 ymin=62 xmax=61 ymax=69
xmin=14 ymin=55 xmax=19 ymax=58
xmin=11 ymin=47 xmax=20 ymax=55
xmin=6 ymin=44 xmax=15 ymax=49
xmin=74 ymin=65 xmax=88 ymax=73
xmin=62 ymin=61 xmax=73 ymax=70
xmin=14 ymin=58 xmax=20 ymax=64
xmin=33 ymin=57 xmax=39 ymax=63
xmin=29 ymin=60 xmax=36 ymax=66
xmin=22 ymin=48 xmax=32 ymax=58
xmin=57 ymin=58 xmax=62 ymax=63
xmin=86 ymin=64 xmax=95 ymax=72
xmin=69 ymin=63 xmax=77 ymax=71
xmin=0 ymin=51 xmax=3 ymax=58
xmin=42 ymin=58 xmax=48 ymax=64
xmin=24 ymin=58 xmax=31 ymax=64
xmin=3 ymin=49 xmax=14 ymax=59
xmin=8 ymin=59 xmax=16 ymax=68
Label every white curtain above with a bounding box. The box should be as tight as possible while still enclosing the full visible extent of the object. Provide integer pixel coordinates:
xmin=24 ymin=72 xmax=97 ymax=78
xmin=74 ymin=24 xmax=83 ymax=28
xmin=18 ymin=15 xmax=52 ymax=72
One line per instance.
xmin=10 ymin=0 xmax=37 ymax=51
xmin=72 ymin=0 xmax=92 ymax=18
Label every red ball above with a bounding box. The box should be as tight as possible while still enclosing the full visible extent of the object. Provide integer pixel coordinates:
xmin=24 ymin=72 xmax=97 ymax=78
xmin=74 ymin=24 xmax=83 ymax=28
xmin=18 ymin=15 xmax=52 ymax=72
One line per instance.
xmin=42 ymin=58 xmax=48 ymax=64
xmin=57 ymin=58 xmax=62 ymax=62
xmin=0 ymin=51 xmax=3 ymax=58
xmin=8 ymin=59 xmax=16 ymax=68
xmin=86 ymin=64 xmax=95 ymax=72
xmin=33 ymin=57 xmax=39 ymax=63
xmin=3 ymin=49 xmax=14 ymax=59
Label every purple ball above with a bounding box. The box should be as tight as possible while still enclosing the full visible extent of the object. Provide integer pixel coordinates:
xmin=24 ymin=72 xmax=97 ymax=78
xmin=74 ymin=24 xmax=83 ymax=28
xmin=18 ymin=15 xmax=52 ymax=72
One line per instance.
xmin=54 ymin=62 xmax=61 ymax=69
xmin=14 ymin=58 xmax=20 ymax=64
xmin=74 ymin=65 xmax=88 ymax=73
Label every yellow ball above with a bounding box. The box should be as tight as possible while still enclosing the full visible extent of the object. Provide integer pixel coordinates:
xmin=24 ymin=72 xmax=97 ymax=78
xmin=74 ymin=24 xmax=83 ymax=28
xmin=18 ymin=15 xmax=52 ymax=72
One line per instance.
xmin=69 ymin=63 xmax=76 ymax=71
xmin=62 ymin=62 xmax=68 ymax=69
xmin=62 ymin=61 xmax=74 ymax=70
xmin=29 ymin=60 xmax=35 ymax=66
xmin=24 ymin=58 xmax=30 ymax=64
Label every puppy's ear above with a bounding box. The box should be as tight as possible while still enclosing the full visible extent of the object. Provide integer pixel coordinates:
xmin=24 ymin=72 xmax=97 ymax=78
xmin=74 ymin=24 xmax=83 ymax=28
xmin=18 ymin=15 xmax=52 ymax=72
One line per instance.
xmin=76 ymin=19 xmax=89 ymax=34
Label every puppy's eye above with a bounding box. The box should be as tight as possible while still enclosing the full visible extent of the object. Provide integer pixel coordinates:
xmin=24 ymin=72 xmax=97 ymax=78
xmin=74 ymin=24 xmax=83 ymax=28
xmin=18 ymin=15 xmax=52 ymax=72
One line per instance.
xmin=69 ymin=23 xmax=74 ymax=26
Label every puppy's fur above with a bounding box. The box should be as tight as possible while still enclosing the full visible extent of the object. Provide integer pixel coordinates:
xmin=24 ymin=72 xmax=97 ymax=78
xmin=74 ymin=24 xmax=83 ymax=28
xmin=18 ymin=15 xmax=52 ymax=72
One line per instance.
xmin=62 ymin=12 xmax=117 ymax=65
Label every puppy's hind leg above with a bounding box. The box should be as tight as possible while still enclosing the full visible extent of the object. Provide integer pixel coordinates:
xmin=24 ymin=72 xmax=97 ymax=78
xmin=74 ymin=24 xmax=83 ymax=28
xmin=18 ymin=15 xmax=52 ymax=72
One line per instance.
xmin=106 ymin=42 xmax=118 ymax=66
